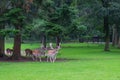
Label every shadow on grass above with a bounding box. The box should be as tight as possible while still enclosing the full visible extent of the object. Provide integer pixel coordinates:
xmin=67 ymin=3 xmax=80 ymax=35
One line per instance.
xmin=0 ymin=57 xmax=120 ymax=62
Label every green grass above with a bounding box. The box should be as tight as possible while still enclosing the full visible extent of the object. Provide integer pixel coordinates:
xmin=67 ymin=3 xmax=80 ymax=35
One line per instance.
xmin=1 ymin=43 xmax=120 ymax=80
xmin=5 ymin=43 xmax=41 ymax=50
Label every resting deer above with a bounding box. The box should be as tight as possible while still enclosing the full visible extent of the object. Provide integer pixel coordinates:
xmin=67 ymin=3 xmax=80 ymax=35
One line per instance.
xmin=6 ymin=48 xmax=13 ymax=55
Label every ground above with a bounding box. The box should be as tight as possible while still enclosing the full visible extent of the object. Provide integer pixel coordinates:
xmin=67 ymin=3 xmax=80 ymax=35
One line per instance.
xmin=0 ymin=43 xmax=120 ymax=80
xmin=0 ymin=57 xmax=77 ymax=62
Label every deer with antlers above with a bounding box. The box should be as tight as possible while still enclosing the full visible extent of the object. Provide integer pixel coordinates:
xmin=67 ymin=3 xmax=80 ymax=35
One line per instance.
xmin=45 ymin=43 xmax=61 ymax=63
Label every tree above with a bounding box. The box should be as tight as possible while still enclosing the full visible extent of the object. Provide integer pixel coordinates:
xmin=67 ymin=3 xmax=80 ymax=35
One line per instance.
xmin=77 ymin=0 xmax=120 ymax=50
xmin=45 ymin=22 xmax=63 ymax=47
xmin=5 ymin=0 xmax=27 ymax=60
xmin=0 ymin=0 xmax=10 ymax=57
xmin=6 ymin=8 xmax=25 ymax=59
xmin=0 ymin=23 xmax=5 ymax=57
xmin=32 ymin=19 xmax=47 ymax=48
xmin=108 ymin=0 xmax=120 ymax=48
xmin=101 ymin=0 xmax=110 ymax=51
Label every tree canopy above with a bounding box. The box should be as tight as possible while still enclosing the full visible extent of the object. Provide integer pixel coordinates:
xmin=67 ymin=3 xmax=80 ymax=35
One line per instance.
xmin=0 ymin=0 xmax=120 ymax=59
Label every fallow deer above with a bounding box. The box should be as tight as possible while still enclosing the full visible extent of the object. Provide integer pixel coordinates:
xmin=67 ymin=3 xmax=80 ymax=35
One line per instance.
xmin=25 ymin=49 xmax=33 ymax=56
xmin=25 ymin=48 xmax=45 ymax=61
xmin=6 ymin=48 xmax=13 ymax=55
xmin=32 ymin=49 xmax=45 ymax=61
xmin=46 ymin=48 xmax=60 ymax=63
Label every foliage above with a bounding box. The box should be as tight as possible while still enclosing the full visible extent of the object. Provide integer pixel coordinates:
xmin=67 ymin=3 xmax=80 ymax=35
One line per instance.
xmin=0 ymin=15 xmax=8 ymax=23
xmin=0 ymin=29 xmax=19 ymax=36
xmin=0 ymin=0 xmax=120 ymax=52
xmin=45 ymin=22 xmax=63 ymax=36
xmin=5 ymin=8 xmax=26 ymax=25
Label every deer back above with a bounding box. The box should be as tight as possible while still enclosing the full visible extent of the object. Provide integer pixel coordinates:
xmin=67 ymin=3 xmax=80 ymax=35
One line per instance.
xmin=32 ymin=49 xmax=45 ymax=56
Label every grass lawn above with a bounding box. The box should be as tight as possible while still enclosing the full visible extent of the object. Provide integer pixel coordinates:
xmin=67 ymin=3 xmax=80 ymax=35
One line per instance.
xmin=0 ymin=43 xmax=120 ymax=80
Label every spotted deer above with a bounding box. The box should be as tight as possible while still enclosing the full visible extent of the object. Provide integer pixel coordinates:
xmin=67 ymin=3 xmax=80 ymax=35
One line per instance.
xmin=46 ymin=48 xmax=60 ymax=63
xmin=32 ymin=49 xmax=45 ymax=61
xmin=24 ymin=48 xmax=45 ymax=61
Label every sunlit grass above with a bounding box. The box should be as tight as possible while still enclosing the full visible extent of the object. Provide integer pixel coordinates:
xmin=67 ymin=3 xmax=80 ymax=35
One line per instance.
xmin=1 ymin=42 xmax=120 ymax=80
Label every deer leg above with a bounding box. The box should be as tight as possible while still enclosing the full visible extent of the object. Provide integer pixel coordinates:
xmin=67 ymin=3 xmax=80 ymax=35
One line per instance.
xmin=53 ymin=57 xmax=55 ymax=63
xmin=52 ymin=56 xmax=56 ymax=63
xmin=36 ymin=56 xmax=38 ymax=61
xmin=50 ymin=57 xmax=52 ymax=62
xmin=54 ymin=56 xmax=56 ymax=61
xmin=39 ymin=56 xmax=42 ymax=62
xmin=32 ymin=55 xmax=35 ymax=61
xmin=52 ymin=58 xmax=54 ymax=63
xmin=47 ymin=56 xmax=49 ymax=62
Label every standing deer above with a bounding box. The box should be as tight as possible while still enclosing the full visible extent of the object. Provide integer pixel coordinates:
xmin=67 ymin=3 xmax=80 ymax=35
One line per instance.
xmin=45 ymin=42 xmax=61 ymax=63
xmin=25 ymin=49 xmax=33 ymax=56
xmin=46 ymin=48 xmax=60 ymax=63
xmin=32 ymin=49 xmax=45 ymax=61
xmin=25 ymin=48 xmax=45 ymax=61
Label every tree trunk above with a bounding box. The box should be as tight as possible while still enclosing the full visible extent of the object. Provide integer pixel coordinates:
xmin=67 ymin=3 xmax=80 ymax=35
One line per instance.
xmin=112 ymin=24 xmax=118 ymax=46
xmin=56 ymin=36 xmax=61 ymax=47
xmin=104 ymin=16 xmax=110 ymax=51
xmin=0 ymin=36 xmax=5 ymax=57
xmin=0 ymin=24 xmax=5 ymax=58
xmin=101 ymin=0 xmax=110 ymax=51
xmin=11 ymin=25 xmax=21 ymax=60
xmin=118 ymin=36 xmax=120 ymax=48
xmin=42 ymin=35 xmax=46 ymax=48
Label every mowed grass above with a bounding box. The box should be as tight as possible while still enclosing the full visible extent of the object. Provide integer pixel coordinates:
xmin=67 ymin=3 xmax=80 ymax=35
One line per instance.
xmin=0 ymin=43 xmax=120 ymax=80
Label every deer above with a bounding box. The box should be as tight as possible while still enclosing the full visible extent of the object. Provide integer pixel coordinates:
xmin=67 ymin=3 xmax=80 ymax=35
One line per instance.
xmin=25 ymin=49 xmax=33 ymax=57
xmin=32 ymin=49 xmax=45 ymax=62
xmin=45 ymin=45 xmax=60 ymax=63
xmin=6 ymin=48 xmax=13 ymax=55
xmin=45 ymin=42 xmax=61 ymax=63
xmin=25 ymin=48 xmax=45 ymax=61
